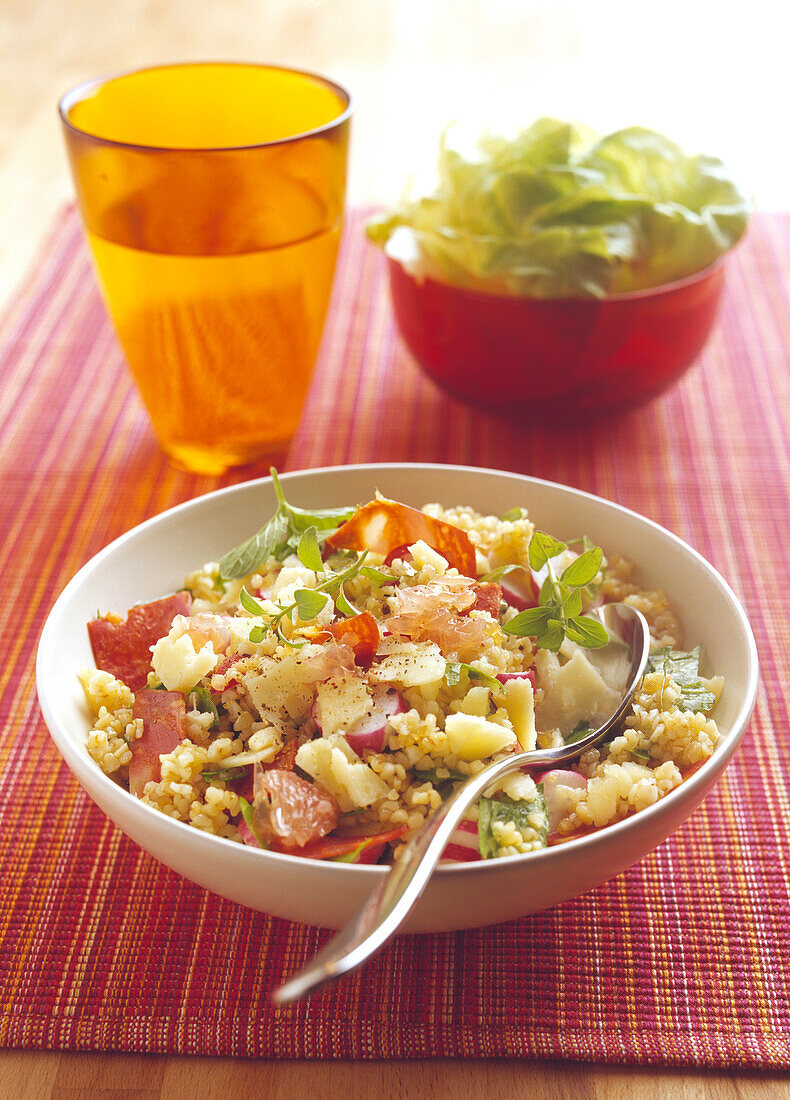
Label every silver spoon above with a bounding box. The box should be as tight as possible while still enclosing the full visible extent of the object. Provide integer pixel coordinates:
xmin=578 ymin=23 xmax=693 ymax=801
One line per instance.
xmin=272 ymin=602 xmax=649 ymax=1006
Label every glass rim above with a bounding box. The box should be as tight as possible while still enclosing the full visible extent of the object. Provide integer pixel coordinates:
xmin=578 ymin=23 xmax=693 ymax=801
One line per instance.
xmin=58 ymin=60 xmax=353 ymax=154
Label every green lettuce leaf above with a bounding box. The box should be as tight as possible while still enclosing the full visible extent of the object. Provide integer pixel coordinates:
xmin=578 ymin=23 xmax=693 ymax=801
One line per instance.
xmin=646 ymin=646 xmax=716 ymax=713
xmin=368 ymin=119 xmax=749 ymax=299
xmin=477 ymin=791 xmax=549 ymax=859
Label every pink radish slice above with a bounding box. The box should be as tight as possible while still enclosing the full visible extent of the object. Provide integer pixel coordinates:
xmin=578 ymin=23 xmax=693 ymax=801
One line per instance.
xmin=344 ymin=687 xmax=406 ymax=755
xmin=237 ymin=817 xmax=262 ymax=848
xmin=496 ymin=669 xmax=536 ymax=686
xmin=500 ymin=568 xmax=539 ymax=611
xmin=536 ymin=769 xmax=587 ymax=833
xmin=441 ymin=818 xmax=482 ymax=863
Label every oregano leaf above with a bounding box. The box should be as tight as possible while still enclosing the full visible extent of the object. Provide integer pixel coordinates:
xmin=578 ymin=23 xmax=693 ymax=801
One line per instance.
xmin=293 ymin=588 xmax=330 ymax=622
xmin=563 ymin=587 xmax=583 ymax=618
xmin=297 ymin=526 xmax=324 ymax=573
xmin=565 ymin=614 xmax=609 ymax=648
xmin=503 ymin=605 xmax=552 ymax=637
xmin=239 ymin=587 xmax=268 ymax=616
xmin=561 ymin=547 xmax=603 ymax=588
xmin=528 ymin=531 xmax=566 ymax=572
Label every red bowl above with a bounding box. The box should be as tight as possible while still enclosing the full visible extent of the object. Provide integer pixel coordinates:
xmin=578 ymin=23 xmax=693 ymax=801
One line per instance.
xmin=387 ymin=255 xmax=727 ymax=415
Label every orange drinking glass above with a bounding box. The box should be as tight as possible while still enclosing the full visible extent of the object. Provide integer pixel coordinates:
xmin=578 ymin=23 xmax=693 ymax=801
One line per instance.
xmin=60 ymin=63 xmax=352 ymax=474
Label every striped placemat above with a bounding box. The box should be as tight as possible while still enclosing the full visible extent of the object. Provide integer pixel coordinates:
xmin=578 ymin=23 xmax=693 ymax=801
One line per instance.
xmin=0 ymin=207 xmax=788 ymax=1065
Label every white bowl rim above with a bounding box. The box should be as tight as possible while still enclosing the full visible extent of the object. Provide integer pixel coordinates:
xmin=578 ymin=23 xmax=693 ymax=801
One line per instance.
xmin=37 ymin=461 xmax=759 ymax=879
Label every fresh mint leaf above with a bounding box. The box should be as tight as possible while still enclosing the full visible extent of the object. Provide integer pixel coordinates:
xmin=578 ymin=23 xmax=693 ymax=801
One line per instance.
xmin=565 ymin=535 xmax=597 ymax=552
xmin=335 ymin=584 xmax=360 ymax=617
xmin=538 ymin=618 xmax=565 ymax=652
xmin=249 ymin=625 xmax=266 ymax=643
xmin=463 ymin=664 xmax=501 ymax=692
xmin=503 ymin=605 xmax=553 ymax=637
xmin=219 ymin=509 xmax=290 ymax=580
xmin=481 ymin=563 xmax=521 ymax=583
xmin=444 ymin=660 xmax=504 ymax=693
xmin=219 ymin=467 xmax=354 ymax=580
xmin=272 ymin=467 xmax=356 ymax=533
xmin=275 ymin=621 xmax=307 ymax=649
xmin=202 ymin=765 xmax=247 ymax=783
xmin=413 ymin=767 xmax=468 ymax=784
xmin=293 ymin=588 xmax=330 ymax=622
xmin=565 ymin=614 xmax=609 ymax=649
xmin=561 ymin=547 xmax=603 ymax=588
xmin=514 ymin=532 xmax=609 ymax=652
xmin=563 ymin=587 xmax=583 ymax=618
xmin=286 ymin=505 xmax=357 ymax=534
xmin=477 ymin=791 xmax=549 ymax=860
xmin=538 ymin=574 xmax=555 ymax=606
xmin=564 ymin=721 xmax=592 ymax=745
xmin=239 ymin=587 xmax=268 ymax=616
xmin=341 ymin=585 xmax=363 ymax=620
xmin=297 ymin=526 xmax=325 ymax=573
xmin=360 ymin=565 xmax=397 ymax=585
xmin=646 ymin=646 xmax=716 ymax=712
xmin=270 ymin=467 xmax=287 ymax=506
xmin=500 ymin=507 xmax=526 ymax=522
xmin=528 ymin=531 xmax=566 ymax=572
xmin=191 ymin=686 xmax=220 ymax=729
xmin=676 ymin=683 xmax=717 ymax=713
xmin=311 ymin=551 xmax=371 ymax=600
xmin=444 ymin=660 xmax=463 ymax=687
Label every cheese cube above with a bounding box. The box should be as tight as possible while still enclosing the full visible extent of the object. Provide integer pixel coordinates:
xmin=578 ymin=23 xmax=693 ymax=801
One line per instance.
xmin=151 ymin=632 xmax=218 ymax=693
xmin=444 ymin=713 xmax=517 ymax=761
xmin=314 ymin=675 xmax=371 ymax=736
xmin=295 ymin=735 xmax=388 ymax=812
xmin=368 ymin=639 xmax=446 ymax=688
xmin=498 ymin=677 xmax=537 ymax=750
xmin=534 ymin=649 xmax=621 ymax=737
xmin=242 ymin=644 xmax=324 ymax=721
xmin=408 ymin=539 xmax=449 ymax=574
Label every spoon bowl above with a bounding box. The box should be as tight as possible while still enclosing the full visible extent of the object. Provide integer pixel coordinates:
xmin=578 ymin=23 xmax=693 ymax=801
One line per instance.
xmin=273 ymin=603 xmax=650 ymax=1004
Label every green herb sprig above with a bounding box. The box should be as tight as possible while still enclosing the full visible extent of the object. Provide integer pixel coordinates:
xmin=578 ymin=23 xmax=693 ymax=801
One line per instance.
xmin=564 ymin=720 xmax=592 ymax=746
xmin=502 ymin=531 xmax=608 ymax=652
xmin=219 ymin=472 xmax=397 ymax=645
xmin=218 ymin=467 xmax=357 ymax=581
xmin=444 ymin=660 xmax=501 ymax=693
xmin=202 ymin=765 xmax=248 ymax=783
xmin=239 ymin=526 xmax=396 ymax=648
xmin=190 ymin=686 xmax=220 ymax=730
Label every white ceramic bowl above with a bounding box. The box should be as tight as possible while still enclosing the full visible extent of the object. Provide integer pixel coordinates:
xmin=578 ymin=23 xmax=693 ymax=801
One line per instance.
xmin=37 ymin=464 xmax=758 ymax=931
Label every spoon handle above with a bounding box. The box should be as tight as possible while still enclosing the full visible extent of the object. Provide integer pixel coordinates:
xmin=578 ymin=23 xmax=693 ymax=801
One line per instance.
xmin=270 ymin=750 xmax=533 ymax=1005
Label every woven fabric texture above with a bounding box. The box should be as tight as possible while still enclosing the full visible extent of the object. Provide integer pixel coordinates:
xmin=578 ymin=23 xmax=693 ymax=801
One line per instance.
xmin=0 ymin=208 xmax=787 ymax=1065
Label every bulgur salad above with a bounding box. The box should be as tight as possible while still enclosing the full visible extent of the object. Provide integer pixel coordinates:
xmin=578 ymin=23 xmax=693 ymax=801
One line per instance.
xmin=81 ymin=472 xmax=724 ymax=865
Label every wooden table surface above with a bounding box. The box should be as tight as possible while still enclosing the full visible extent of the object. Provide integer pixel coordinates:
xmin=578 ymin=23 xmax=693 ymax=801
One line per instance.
xmin=2 ymin=1 xmax=788 ymax=1093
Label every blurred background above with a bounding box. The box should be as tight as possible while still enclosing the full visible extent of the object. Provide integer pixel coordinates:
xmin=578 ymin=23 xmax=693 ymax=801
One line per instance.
xmin=1 ymin=0 xmax=784 ymax=303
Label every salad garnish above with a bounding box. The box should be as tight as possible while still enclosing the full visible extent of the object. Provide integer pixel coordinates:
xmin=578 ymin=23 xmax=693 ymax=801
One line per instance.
xmin=503 ymin=531 xmax=607 ymax=651
xmin=219 ymin=468 xmax=356 ymax=581
xmin=646 ymin=646 xmax=716 ymax=713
